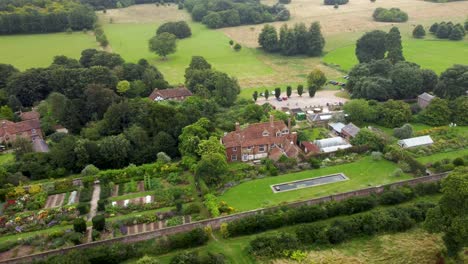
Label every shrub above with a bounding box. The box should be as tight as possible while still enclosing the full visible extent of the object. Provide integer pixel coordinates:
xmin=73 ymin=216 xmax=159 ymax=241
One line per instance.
xmin=167 ymin=228 xmax=209 ymax=250
xmin=157 ymin=152 xmax=171 ymax=163
xmin=326 ymin=226 xmax=346 ymax=244
xmin=183 ymin=203 xmax=201 ymax=215
xmin=92 ymin=230 xmax=100 ymax=241
xmin=77 ymin=203 xmax=90 ymax=215
xmin=92 ymin=215 xmax=106 ymax=231
xmin=309 ymin=157 xmax=321 ymax=168
xmin=67 ymin=232 xmax=83 ymax=245
xmin=371 ymin=151 xmax=383 ymax=161
xmin=393 ymin=124 xmax=413 ymax=139
xmin=392 ymin=168 xmax=404 ymax=177
xmin=248 ymin=232 xmax=300 ymax=257
xmin=137 ymin=255 xmax=160 ymax=264
xmin=324 ymin=0 xmax=348 ymax=5
xmin=73 ymin=218 xmax=87 ymax=233
xmin=413 ymin=25 xmax=426 ymax=38
xmin=81 ymin=164 xmax=99 ymax=176
xmin=453 ymin=157 xmax=465 ymax=167
xmin=373 ymin=8 xmax=408 ymax=22
xmin=379 ymin=188 xmax=413 ymax=205
xmin=98 ymin=199 xmax=107 ymax=211
xmin=156 ymin=21 xmax=191 ymax=39
xmin=233 ymin=43 xmax=242 ymax=52
xmin=229 ymin=40 xmax=234 ymax=45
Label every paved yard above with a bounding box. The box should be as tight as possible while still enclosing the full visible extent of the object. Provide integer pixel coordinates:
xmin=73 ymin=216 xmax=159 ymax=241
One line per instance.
xmin=256 ymin=90 xmax=348 ymax=109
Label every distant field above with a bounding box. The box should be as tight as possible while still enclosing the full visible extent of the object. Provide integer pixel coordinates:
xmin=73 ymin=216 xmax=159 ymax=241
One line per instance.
xmin=219 ymin=156 xmax=412 ymax=212
xmin=323 ymin=38 xmax=468 ymax=73
xmin=0 ymin=32 xmax=98 ymax=70
xmin=103 ymin=22 xmax=273 ymax=85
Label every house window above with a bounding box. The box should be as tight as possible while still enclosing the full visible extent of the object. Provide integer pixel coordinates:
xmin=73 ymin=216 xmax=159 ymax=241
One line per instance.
xmin=247 ymin=146 xmax=252 ymax=150
xmin=242 ymin=154 xmax=248 ymax=161
xmin=276 ymin=132 xmax=281 ymax=137
xmin=259 ymin=145 xmax=265 ymax=152
xmin=231 ymin=155 xmax=237 ymax=161
xmin=282 ymin=129 xmax=289 ymax=134
xmin=232 ymin=147 xmax=237 ymax=152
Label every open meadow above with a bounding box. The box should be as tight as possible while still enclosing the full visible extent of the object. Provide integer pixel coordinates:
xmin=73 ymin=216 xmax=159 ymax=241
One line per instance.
xmin=0 ymin=32 xmax=98 ymax=70
xmin=219 ymin=156 xmax=412 ymax=212
xmin=323 ymin=37 xmax=468 ymax=73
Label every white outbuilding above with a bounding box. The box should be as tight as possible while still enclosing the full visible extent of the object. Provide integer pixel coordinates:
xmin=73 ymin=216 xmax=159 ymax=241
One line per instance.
xmin=398 ymin=135 xmax=434 ymax=148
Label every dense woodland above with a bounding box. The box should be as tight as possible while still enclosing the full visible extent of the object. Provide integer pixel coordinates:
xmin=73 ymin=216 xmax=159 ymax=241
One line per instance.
xmin=0 ymin=51 xmax=243 ymax=182
xmin=184 ymin=0 xmax=290 ymax=28
xmin=0 ymin=0 xmax=96 ymax=34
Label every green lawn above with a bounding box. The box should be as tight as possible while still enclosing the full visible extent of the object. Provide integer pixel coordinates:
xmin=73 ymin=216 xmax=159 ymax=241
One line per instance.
xmin=219 ymin=156 xmax=412 ymax=212
xmin=0 ymin=153 xmax=14 ymax=165
xmin=0 ymin=32 xmax=98 ymax=70
xmin=417 ymin=148 xmax=468 ymax=165
xmin=103 ymin=23 xmax=273 ymax=84
xmin=323 ymin=37 xmax=468 ymax=73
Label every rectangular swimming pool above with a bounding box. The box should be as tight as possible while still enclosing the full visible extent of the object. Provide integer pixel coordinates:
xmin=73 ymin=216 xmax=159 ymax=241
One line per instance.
xmin=271 ymin=173 xmax=349 ymax=193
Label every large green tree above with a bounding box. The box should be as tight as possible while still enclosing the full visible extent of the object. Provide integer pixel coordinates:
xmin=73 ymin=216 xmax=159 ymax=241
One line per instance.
xmin=377 ymin=100 xmax=412 ymax=128
xmin=343 ymin=99 xmax=375 ymax=125
xmin=307 ymin=69 xmax=327 ymax=97
xmin=258 ymin=25 xmax=279 ymax=52
xmin=149 ymin=32 xmax=177 ymax=60
xmin=434 ymin=64 xmax=468 ymax=99
xmin=306 ymin=22 xmax=325 ymax=56
xmin=355 ymin=30 xmax=387 ymax=63
xmin=386 ymin=27 xmax=405 ymax=64
xmin=419 ymin=98 xmax=451 ymax=126
xmin=424 ymin=167 xmax=468 ymax=258
xmin=195 ymin=153 xmax=228 ymax=185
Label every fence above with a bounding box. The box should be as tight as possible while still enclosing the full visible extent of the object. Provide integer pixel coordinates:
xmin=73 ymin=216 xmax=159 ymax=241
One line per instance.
xmin=1 ymin=172 xmax=448 ymax=264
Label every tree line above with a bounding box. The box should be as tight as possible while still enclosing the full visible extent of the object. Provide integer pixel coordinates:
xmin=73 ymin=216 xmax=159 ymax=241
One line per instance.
xmin=258 ymin=22 xmax=325 ymax=56
xmin=184 ymin=0 xmax=290 ymax=29
xmin=429 ymin=21 xmax=466 ymax=41
xmin=0 ymin=0 xmax=96 ymax=34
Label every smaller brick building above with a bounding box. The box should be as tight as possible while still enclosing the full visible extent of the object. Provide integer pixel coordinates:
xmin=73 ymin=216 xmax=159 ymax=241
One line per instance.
xmin=222 ymin=116 xmax=300 ymax=162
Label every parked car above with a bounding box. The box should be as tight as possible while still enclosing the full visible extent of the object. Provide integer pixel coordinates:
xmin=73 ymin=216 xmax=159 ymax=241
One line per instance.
xmin=282 ymin=97 xmax=288 ymax=100
xmin=340 ymin=83 xmax=346 ymax=87
xmin=276 ymin=97 xmax=282 ymax=101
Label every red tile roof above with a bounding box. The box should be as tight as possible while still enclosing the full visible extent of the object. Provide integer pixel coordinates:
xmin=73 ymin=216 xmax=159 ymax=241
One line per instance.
xmin=301 ymin=141 xmax=320 ymax=153
xmin=149 ymin=87 xmax=192 ymax=101
xmin=0 ymin=119 xmax=41 ymax=137
xmin=222 ymin=120 xmax=290 ymax=148
xmin=19 ymin=111 xmax=40 ymax=121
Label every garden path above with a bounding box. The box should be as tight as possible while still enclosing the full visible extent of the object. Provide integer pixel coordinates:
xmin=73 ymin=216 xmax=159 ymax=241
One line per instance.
xmin=88 ymin=183 xmax=101 ymax=221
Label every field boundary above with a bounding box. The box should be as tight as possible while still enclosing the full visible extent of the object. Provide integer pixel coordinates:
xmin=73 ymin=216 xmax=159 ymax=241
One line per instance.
xmin=0 ymin=172 xmax=448 ymax=264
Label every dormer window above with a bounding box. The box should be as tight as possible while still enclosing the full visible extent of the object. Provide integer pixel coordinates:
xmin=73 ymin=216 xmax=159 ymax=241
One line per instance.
xmin=276 ymin=131 xmax=281 ymax=137
xmin=282 ymin=129 xmax=289 ymax=134
xmin=262 ymin=130 xmax=269 ymax=136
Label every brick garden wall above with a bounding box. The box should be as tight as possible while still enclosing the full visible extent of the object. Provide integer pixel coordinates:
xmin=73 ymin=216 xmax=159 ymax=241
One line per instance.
xmin=1 ymin=172 xmax=448 ymax=264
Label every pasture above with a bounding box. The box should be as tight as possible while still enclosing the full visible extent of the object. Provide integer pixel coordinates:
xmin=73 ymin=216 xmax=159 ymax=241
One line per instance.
xmin=219 ymin=156 xmax=412 ymax=212
xmin=323 ymin=37 xmax=468 ymax=73
xmin=0 ymin=32 xmax=98 ymax=70
xmin=99 ymin=4 xmax=343 ymax=87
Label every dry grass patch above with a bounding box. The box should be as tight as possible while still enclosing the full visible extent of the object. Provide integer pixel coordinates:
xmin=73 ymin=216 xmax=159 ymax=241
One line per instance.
xmin=222 ymin=0 xmax=468 ymax=48
xmin=98 ymin=4 xmax=191 ymax=24
xmin=274 ymin=229 xmax=445 ymax=264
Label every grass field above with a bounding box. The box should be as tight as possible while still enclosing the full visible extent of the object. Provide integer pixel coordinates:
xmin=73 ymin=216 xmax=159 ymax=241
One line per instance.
xmin=417 ymin=148 xmax=468 ymax=165
xmin=323 ymin=37 xmax=468 ymax=73
xmin=0 ymin=32 xmax=98 ymax=70
xmin=103 ymin=23 xmax=273 ymax=85
xmin=219 ymin=156 xmax=412 ymax=212
xmin=0 ymin=153 xmax=14 ymax=165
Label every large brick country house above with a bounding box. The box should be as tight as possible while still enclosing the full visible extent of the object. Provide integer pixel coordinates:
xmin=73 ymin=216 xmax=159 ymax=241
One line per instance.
xmin=0 ymin=111 xmax=49 ymax=152
xmin=222 ymin=116 xmax=301 ymax=162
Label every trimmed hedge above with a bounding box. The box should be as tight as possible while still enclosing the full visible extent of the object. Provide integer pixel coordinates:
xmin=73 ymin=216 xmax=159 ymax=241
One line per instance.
xmin=226 ymin=183 xmax=439 ymax=237
xmin=249 ymin=202 xmax=435 ymax=257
